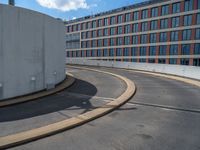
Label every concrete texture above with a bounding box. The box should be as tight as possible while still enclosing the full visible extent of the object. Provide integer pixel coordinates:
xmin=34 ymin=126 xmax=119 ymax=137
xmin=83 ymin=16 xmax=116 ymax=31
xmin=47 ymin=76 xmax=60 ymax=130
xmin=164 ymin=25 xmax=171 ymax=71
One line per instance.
xmin=8 ymin=66 xmax=200 ymax=150
xmin=0 ymin=4 xmax=66 ymax=100
xmin=0 ymin=67 xmax=132 ymax=149
xmin=0 ymin=73 xmax=75 ymax=107
xmin=66 ymin=58 xmax=200 ymax=80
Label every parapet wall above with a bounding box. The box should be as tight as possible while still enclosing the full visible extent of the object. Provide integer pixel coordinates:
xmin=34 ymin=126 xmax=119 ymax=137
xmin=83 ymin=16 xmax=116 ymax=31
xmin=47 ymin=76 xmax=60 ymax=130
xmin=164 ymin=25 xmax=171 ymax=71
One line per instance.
xmin=67 ymin=58 xmax=200 ymax=80
xmin=0 ymin=4 xmax=66 ymax=100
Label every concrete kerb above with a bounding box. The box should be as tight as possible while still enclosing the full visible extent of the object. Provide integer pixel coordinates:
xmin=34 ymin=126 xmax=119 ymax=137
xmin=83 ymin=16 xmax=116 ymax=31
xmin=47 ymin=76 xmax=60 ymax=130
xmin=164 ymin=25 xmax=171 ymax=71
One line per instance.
xmin=0 ymin=66 xmax=136 ymax=149
xmin=0 ymin=73 xmax=75 ymax=108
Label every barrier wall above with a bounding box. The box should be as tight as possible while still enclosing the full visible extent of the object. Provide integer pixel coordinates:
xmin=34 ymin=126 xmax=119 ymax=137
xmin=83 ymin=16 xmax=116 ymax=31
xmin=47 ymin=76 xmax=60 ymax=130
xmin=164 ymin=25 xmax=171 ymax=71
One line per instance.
xmin=0 ymin=4 xmax=66 ymax=100
xmin=66 ymin=58 xmax=200 ymax=80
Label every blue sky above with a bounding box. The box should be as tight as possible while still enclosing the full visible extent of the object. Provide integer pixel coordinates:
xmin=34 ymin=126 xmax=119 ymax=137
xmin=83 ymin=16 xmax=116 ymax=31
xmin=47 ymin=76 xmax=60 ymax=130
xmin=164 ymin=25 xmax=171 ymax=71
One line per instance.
xmin=1 ymin=0 xmax=147 ymax=20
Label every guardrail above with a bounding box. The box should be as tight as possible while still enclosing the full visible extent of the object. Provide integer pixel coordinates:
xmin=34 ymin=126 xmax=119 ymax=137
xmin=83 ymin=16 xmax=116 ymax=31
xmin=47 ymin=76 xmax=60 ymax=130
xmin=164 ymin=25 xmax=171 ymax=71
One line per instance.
xmin=66 ymin=58 xmax=200 ymax=80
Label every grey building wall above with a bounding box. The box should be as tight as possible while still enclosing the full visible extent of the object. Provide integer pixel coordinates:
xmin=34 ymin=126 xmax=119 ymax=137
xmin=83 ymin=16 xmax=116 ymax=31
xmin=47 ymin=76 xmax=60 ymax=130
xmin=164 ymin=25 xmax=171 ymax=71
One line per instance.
xmin=0 ymin=4 xmax=66 ymax=100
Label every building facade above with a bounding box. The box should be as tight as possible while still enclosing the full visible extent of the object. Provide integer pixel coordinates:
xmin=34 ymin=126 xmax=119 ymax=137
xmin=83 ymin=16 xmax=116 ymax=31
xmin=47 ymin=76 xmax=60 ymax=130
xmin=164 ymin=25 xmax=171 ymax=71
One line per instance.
xmin=65 ymin=0 xmax=200 ymax=67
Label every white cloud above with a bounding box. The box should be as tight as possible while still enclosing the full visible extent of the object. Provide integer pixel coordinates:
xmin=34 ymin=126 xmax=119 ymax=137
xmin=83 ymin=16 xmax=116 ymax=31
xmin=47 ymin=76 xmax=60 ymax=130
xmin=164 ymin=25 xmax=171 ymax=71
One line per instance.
xmin=36 ymin=0 xmax=90 ymax=11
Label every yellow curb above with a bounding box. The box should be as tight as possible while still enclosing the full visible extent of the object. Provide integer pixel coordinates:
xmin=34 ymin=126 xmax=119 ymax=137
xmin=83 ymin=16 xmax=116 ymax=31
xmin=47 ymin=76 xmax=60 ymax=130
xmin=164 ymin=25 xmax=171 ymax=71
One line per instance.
xmin=0 ymin=66 xmax=136 ymax=149
xmin=0 ymin=73 xmax=75 ymax=107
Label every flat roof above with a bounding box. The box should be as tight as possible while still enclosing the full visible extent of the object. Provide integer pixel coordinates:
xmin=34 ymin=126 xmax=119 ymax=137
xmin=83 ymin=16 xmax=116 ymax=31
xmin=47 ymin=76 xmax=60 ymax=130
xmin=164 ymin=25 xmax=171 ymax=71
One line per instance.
xmin=64 ymin=0 xmax=167 ymax=25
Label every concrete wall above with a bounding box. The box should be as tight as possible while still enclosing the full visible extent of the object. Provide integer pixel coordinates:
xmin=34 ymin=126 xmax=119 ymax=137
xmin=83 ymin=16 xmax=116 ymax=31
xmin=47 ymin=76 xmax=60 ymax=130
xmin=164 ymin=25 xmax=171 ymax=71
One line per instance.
xmin=0 ymin=4 xmax=66 ymax=100
xmin=66 ymin=58 xmax=200 ymax=80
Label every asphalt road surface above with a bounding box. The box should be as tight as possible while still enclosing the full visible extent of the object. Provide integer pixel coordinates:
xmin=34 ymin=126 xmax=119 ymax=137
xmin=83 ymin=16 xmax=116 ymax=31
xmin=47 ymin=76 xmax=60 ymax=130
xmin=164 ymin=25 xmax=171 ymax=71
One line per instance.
xmin=6 ymin=66 xmax=200 ymax=150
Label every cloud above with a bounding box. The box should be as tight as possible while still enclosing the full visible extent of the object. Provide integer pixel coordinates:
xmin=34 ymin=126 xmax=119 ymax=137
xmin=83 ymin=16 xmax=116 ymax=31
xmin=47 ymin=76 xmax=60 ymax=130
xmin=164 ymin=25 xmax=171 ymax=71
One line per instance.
xmin=36 ymin=0 xmax=90 ymax=11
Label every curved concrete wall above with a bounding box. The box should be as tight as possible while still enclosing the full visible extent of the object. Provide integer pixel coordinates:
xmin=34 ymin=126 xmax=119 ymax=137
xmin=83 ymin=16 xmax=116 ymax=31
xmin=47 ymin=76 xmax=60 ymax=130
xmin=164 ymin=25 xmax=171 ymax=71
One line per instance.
xmin=0 ymin=4 xmax=66 ymax=100
xmin=66 ymin=58 xmax=200 ymax=80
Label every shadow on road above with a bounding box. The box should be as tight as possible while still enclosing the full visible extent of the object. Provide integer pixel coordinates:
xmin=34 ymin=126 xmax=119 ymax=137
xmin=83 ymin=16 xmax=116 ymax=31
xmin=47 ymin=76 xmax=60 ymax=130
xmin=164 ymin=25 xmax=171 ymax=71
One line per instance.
xmin=0 ymin=78 xmax=97 ymax=122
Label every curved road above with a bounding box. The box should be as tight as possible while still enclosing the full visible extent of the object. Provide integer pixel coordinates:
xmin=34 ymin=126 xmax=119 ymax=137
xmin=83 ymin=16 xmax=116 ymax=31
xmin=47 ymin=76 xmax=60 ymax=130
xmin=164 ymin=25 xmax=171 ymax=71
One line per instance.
xmin=8 ymin=66 xmax=200 ymax=150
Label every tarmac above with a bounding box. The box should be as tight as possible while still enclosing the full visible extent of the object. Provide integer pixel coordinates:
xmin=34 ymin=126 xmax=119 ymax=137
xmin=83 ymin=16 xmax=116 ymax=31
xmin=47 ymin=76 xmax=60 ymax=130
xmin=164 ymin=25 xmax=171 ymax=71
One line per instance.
xmin=0 ymin=65 xmax=200 ymax=150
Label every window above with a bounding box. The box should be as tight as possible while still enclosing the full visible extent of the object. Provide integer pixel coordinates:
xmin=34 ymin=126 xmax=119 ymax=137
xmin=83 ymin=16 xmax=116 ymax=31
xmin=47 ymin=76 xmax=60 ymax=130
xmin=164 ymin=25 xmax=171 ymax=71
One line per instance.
xmin=197 ymin=14 xmax=200 ymax=24
xmin=185 ymin=0 xmax=193 ymax=11
xmin=141 ymin=22 xmax=148 ymax=31
xmin=184 ymin=15 xmax=192 ymax=26
xmin=160 ymin=32 xmax=167 ymax=42
xmin=131 ymin=47 xmax=138 ymax=56
xmin=86 ymin=50 xmax=90 ymax=57
xmin=104 ymin=18 xmax=108 ymax=26
xmin=160 ymin=19 xmax=168 ymax=29
xmin=140 ymin=47 xmax=146 ymax=56
xmin=92 ymin=21 xmax=96 ymax=28
xmin=117 ymin=37 xmax=123 ymax=45
xmin=196 ymin=29 xmax=200 ymax=39
xmin=110 ymin=48 xmax=114 ymax=56
xmin=172 ymin=17 xmax=180 ymax=28
xmin=151 ymin=7 xmax=158 ymax=17
xmin=81 ymin=23 xmax=85 ymax=30
xmin=151 ymin=20 xmax=158 ymax=30
xmin=171 ymin=31 xmax=179 ymax=41
xmin=98 ymin=29 xmax=103 ymax=37
xmin=125 ymin=13 xmax=131 ymax=22
xmin=110 ymin=27 xmax=115 ymax=35
xmin=159 ymin=45 xmax=167 ymax=55
xmin=182 ymin=29 xmax=192 ymax=40
xmin=124 ymin=48 xmax=129 ymax=56
xmin=158 ymin=59 xmax=166 ymax=64
xmin=139 ymin=59 xmax=146 ymax=63
xmin=181 ymin=58 xmax=190 ymax=65
xmin=169 ymin=58 xmax=177 ymax=64
xmin=181 ymin=44 xmax=190 ymax=55
xmin=103 ymin=39 xmax=108 ymax=46
xmin=72 ymin=25 xmax=76 ymax=31
xmin=132 ymin=58 xmax=137 ymax=62
xmin=150 ymin=33 xmax=157 ymax=43
xmin=98 ymin=19 xmax=102 ymax=27
xmin=116 ymin=48 xmax=122 ymax=56
xmin=133 ymin=11 xmax=139 ymax=20
xmin=142 ymin=9 xmax=148 ymax=19
xmin=194 ymin=44 xmax=200 ymax=54
xmin=141 ymin=34 xmax=148 ymax=44
xmin=149 ymin=59 xmax=155 ymax=63
xmin=193 ymin=59 xmax=200 ymax=66
xmin=172 ymin=2 xmax=180 ymax=13
xmin=125 ymin=25 xmax=131 ymax=34
xmin=91 ymin=50 xmax=95 ymax=57
xmin=132 ymin=35 xmax=139 ymax=44
xmin=77 ymin=24 xmax=81 ymax=31
xmin=103 ymin=49 xmax=108 ymax=56
xmin=92 ymin=40 xmax=96 ymax=47
xmin=198 ymin=0 xmax=200 ymax=9
xmin=132 ymin=23 xmax=139 ymax=32
xmin=124 ymin=36 xmax=130 ymax=45
xmin=110 ymin=38 xmax=115 ymax=46
xmin=118 ymin=15 xmax=123 ymax=23
xmin=92 ymin=30 xmax=96 ymax=38
xmin=81 ymin=51 xmax=85 ymax=57
xmin=117 ymin=26 xmax=123 ymax=34
xmin=170 ymin=45 xmax=178 ymax=55
xmin=161 ymin=5 xmax=169 ymax=15
xmin=97 ymin=49 xmax=101 ymax=57
xmin=104 ymin=28 xmax=108 ymax=36
xmin=110 ymin=16 xmax=115 ymax=25
xmin=86 ymin=31 xmax=91 ymax=38
xmin=81 ymin=32 xmax=86 ymax=39
xmin=86 ymin=22 xmax=90 ymax=29
xmin=97 ymin=39 xmax=103 ymax=47
xmin=149 ymin=46 xmax=156 ymax=56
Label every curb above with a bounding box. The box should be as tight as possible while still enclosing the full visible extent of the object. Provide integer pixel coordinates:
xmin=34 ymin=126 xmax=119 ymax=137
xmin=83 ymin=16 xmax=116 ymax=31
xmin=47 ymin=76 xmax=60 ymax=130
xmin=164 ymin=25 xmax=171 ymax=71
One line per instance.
xmin=0 ymin=66 xmax=136 ymax=149
xmin=0 ymin=73 xmax=75 ymax=108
